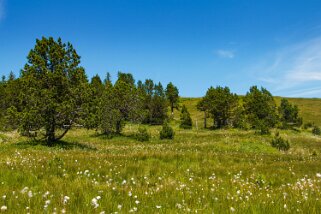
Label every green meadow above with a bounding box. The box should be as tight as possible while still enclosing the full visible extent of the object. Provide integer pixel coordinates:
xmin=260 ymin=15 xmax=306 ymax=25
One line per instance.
xmin=1 ymin=97 xmax=321 ymax=213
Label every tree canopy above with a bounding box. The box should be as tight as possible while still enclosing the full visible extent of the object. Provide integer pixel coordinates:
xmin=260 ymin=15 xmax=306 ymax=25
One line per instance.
xmin=18 ymin=37 xmax=88 ymax=144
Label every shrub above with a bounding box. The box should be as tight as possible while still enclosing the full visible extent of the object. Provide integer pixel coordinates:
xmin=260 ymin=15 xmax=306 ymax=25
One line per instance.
xmin=160 ymin=121 xmax=175 ymax=140
xmin=303 ymin=122 xmax=313 ymax=129
xmin=255 ymin=122 xmax=270 ymax=135
xmin=271 ymin=133 xmax=290 ymax=151
xmin=180 ymin=105 xmax=192 ymax=129
xmin=312 ymin=126 xmax=321 ymax=135
xmin=135 ymin=127 xmax=150 ymax=142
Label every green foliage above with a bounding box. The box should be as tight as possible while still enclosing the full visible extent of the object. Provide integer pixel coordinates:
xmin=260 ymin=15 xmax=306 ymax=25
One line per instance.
xmin=165 ymin=82 xmax=179 ymax=114
xmin=304 ymin=122 xmax=314 ymax=129
xmin=17 ymin=37 xmax=89 ymax=144
xmin=0 ymin=74 xmax=21 ymax=131
xmin=200 ymin=86 xmax=238 ymax=128
xmin=84 ymin=74 xmax=104 ymax=129
xmin=271 ymin=132 xmax=290 ymax=151
xmin=180 ymin=105 xmax=192 ymax=129
xmin=99 ymin=74 xmax=143 ymax=135
xmin=244 ymin=86 xmax=278 ymax=130
xmin=257 ymin=122 xmax=271 ymax=135
xmin=160 ymin=121 xmax=175 ymax=139
xmin=135 ymin=127 xmax=150 ymax=142
xmin=140 ymin=80 xmax=168 ymax=125
xmin=279 ymin=98 xmax=303 ymax=128
xmin=312 ymin=126 xmax=321 ymax=136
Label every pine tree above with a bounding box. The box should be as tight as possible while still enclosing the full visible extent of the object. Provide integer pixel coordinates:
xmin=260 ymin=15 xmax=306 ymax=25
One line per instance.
xmin=165 ymin=82 xmax=179 ymax=114
xmin=18 ymin=37 xmax=89 ymax=144
xmin=278 ymin=98 xmax=302 ymax=128
xmin=180 ymin=105 xmax=192 ymax=129
xmin=200 ymin=86 xmax=238 ymax=128
xmin=243 ymin=86 xmax=278 ymax=133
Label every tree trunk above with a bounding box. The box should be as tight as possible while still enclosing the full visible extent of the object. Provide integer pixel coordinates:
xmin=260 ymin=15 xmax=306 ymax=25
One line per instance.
xmin=47 ymin=124 xmax=55 ymax=146
xmin=204 ymin=111 xmax=207 ymax=128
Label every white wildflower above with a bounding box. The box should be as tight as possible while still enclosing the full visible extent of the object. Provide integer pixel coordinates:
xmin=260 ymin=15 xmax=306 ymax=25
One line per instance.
xmin=156 ymin=205 xmax=162 ymax=209
xmin=63 ymin=196 xmax=70 ymax=204
xmin=91 ymin=198 xmax=99 ymax=208
xmin=1 ymin=206 xmax=7 ymax=211
xmin=316 ymin=173 xmax=321 ymax=178
xmin=230 ymin=207 xmax=235 ymax=212
xmin=117 ymin=204 xmax=122 ymax=210
xmin=21 ymin=187 xmax=29 ymax=194
xmin=27 ymin=191 xmax=33 ymax=198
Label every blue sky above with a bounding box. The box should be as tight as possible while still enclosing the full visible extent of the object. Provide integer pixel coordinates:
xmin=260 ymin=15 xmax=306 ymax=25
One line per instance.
xmin=1 ymin=0 xmax=321 ymax=97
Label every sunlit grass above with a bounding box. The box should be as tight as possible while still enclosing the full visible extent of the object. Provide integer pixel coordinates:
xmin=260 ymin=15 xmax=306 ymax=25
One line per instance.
xmin=0 ymin=97 xmax=321 ymax=213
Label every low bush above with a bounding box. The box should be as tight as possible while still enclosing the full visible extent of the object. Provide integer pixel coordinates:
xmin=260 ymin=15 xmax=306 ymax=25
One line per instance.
xmin=160 ymin=121 xmax=175 ymax=140
xmin=271 ymin=132 xmax=290 ymax=151
xmin=135 ymin=127 xmax=150 ymax=142
xmin=312 ymin=126 xmax=321 ymax=135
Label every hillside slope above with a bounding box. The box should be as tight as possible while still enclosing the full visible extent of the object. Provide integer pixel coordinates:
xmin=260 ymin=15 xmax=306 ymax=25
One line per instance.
xmin=178 ymin=97 xmax=321 ymax=126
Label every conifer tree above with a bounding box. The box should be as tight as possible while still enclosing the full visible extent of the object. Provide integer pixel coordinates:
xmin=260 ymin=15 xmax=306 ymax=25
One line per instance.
xmin=180 ymin=105 xmax=192 ymax=129
xmin=165 ymin=82 xmax=179 ymax=114
xmin=18 ymin=37 xmax=89 ymax=144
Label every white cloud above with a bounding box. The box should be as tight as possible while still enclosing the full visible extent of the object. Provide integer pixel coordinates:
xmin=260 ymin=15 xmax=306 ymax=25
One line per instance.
xmin=216 ymin=49 xmax=235 ymax=59
xmin=0 ymin=0 xmax=5 ymax=21
xmin=253 ymin=36 xmax=321 ymax=97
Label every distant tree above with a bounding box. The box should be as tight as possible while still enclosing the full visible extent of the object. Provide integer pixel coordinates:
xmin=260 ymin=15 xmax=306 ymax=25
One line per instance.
xmin=278 ymin=98 xmax=302 ymax=128
xmin=140 ymin=80 xmax=168 ymax=125
xmin=104 ymin=72 xmax=112 ymax=86
xmin=117 ymin=72 xmax=135 ymax=86
xmin=243 ymin=86 xmax=278 ymax=133
xmin=201 ymin=86 xmax=238 ymax=128
xmin=197 ymin=98 xmax=210 ymax=128
xmin=151 ymin=82 xmax=168 ymax=124
xmin=180 ymin=105 xmax=192 ymax=129
xmin=18 ymin=37 xmax=89 ymax=144
xmin=84 ymin=74 xmax=104 ymax=129
xmin=99 ymin=73 xmax=143 ymax=135
xmin=165 ymin=82 xmax=179 ymax=114
xmin=0 ymin=72 xmax=25 ymax=131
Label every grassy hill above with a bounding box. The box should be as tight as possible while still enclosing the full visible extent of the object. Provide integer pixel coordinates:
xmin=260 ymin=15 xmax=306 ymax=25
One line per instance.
xmin=0 ymin=97 xmax=321 ymax=213
xmin=178 ymin=97 xmax=321 ymax=127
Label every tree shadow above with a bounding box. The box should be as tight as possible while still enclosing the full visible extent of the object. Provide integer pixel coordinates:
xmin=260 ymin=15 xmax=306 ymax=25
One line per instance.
xmin=90 ymin=132 xmax=139 ymax=142
xmin=14 ymin=140 xmax=97 ymax=151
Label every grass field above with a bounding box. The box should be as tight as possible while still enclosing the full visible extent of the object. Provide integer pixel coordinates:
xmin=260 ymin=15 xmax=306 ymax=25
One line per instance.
xmin=0 ymin=97 xmax=321 ymax=213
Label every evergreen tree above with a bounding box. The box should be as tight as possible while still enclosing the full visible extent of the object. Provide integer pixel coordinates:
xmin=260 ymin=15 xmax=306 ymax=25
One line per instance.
xmin=18 ymin=37 xmax=89 ymax=144
xmin=84 ymin=74 xmax=104 ymax=129
xmin=160 ymin=120 xmax=175 ymax=139
xmin=180 ymin=105 xmax=192 ymax=129
xmin=140 ymin=80 xmax=168 ymax=125
xmin=197 ymin=98 xmax=210 ymax=128
xmin=99 ymin=73 xmax=143 ymax=135
xmin=243 ymin=86 xmax=278 ymax=133
xmin=278 ymin=98 xmax=302 ymax=128
xmin=201 ymin=86 xmax=238 ymax=128
xmin=150 ymin=82 xmax=168 ymax=124
xmin=165 ymin=82 xmax=179 ymax=114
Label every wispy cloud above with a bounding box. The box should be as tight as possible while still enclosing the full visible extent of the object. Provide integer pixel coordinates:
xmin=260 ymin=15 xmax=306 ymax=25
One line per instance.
xmin=216 ymin=49 xmax=235 ymax=59
xmin=0 ymin=0 xmax=5 ymax=21
xmin=253 ymin=36 xmax=321 ymax=97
